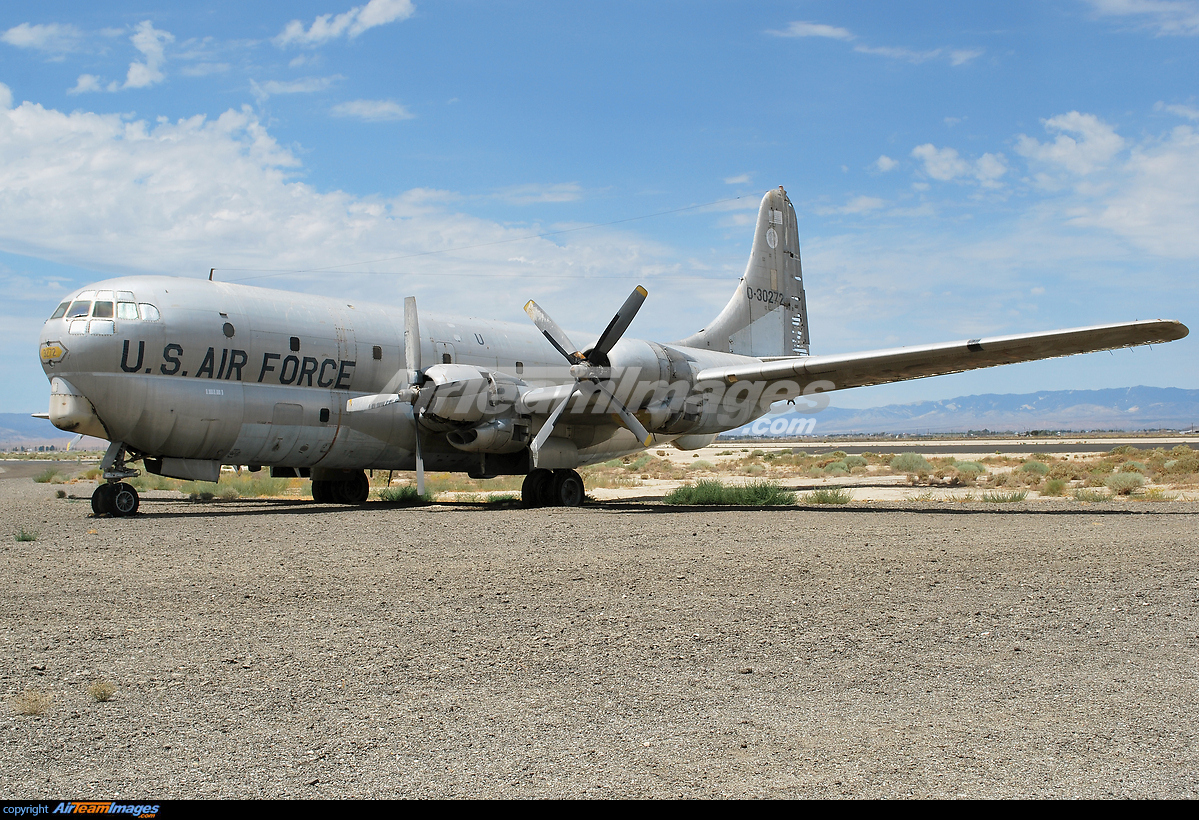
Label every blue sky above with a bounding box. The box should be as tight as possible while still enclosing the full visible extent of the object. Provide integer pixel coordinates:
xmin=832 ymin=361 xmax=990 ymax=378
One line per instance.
xmin=1 ymin=0 xmax=1197 ymax=413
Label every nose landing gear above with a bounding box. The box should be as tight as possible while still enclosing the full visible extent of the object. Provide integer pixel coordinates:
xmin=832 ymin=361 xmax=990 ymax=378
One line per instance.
xmin=91 ymin=441 xmax=142 ymax=517
xmin=521 ymin=468 xmax=585 ymax=508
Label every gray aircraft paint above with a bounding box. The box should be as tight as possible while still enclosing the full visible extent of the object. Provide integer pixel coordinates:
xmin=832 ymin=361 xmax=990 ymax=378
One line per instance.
xmin=36 ymin=188 xmax=1188 ymax=482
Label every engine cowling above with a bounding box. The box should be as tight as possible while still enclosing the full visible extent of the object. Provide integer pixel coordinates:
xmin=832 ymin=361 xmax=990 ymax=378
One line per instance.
xmin=446 ymin=417 xmax=529 ymax=453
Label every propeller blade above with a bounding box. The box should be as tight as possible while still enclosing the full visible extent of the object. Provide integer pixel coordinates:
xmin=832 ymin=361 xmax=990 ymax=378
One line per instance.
xmin=414 ymin=409 xmax=425 ymax=496
xmin=594 ymin=380 xmax=653 ymax=447
xmin=404 ymin=296 xmax=422 ymax=383
xmin=530 ymin=387 xmax=577 ymax=453
xmin=346 ymin=393 xmax=402 ymax=412
xmin=590 ymin=285 xmax=647 ymax=360
xmin=524 ymin=300 xmax=584 ymax=364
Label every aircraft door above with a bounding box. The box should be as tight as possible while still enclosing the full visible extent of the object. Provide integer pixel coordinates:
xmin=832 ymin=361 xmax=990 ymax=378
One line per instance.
xmin=253 ymin=402 xmax=305 ymax=463
xmin=434 ymin=341 xmax=455 ymax=364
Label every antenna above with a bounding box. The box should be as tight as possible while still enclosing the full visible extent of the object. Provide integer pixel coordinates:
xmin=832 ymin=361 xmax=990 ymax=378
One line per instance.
xmin=209 ymin=268 xmax=215 ymax=281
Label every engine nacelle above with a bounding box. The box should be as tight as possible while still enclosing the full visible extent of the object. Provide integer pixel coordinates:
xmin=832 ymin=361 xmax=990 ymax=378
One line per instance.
xmin=446 ymin=417 xmax=529 ymax=454
xmin=421 ymin=364 xmax=520 ymax=424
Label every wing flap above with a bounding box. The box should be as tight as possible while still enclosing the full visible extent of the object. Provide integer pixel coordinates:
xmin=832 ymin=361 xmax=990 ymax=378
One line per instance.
xmin=695 ymin=319 xmax=1189 ymax=390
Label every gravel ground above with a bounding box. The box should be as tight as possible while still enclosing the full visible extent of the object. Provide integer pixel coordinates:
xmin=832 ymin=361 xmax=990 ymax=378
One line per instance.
xmin=1 ymin=479 xmax=1197 ymax=798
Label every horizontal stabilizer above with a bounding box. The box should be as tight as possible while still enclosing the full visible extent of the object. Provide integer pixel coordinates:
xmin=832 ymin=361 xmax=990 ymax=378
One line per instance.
xmin=695 ymin=319 xmax=1189 ymax=390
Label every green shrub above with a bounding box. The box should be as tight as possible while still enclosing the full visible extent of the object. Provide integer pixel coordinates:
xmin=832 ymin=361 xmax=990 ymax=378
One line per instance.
xmin=1042 ymin=478 xmax=1068 ymax=496
xmin=1020 ymin=460 xmax=1049 ymax=475
xmin=663 ymin=479 xmax=795 ymax=506
xmin=691 ymin=460 xmax=715 ymax=470
xmin=822 ymin=461 xmax=848 ymax=475
xmin=955 ymin=461 xmax=986 ymax=480
xmin=981 ymin=490 xmax=1028 ymax=503
xmin=1074 ymin=488 xmax=1109 ymax=502
xmin=803 ymin=487 xmax=853 ymax=505
xmin=890 ymin=452 xmax=932 ymax=473
xmin=844 ymin=455 xmax=868 ymax=469
xmin=32 ymin=468 xmax=60 ymax=484
xmin=13 ymin=527 xmax=38 ymax=542
xmin=1105 ymin=472 xmax=1145 ymax=495
xmin=1119 ymin=460 xmax=1148 ymax=474
xmin=377 ymin=485 xmax=431 ymax=504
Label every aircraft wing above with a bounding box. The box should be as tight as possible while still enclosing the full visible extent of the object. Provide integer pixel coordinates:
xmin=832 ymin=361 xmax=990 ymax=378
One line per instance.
xmin=693 ymin=319 xmax=1189 ymax=392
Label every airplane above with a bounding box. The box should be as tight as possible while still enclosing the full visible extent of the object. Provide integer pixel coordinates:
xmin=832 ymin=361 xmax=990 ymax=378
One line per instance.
xmin=36 ymin=186 xmax=1189 ymax=516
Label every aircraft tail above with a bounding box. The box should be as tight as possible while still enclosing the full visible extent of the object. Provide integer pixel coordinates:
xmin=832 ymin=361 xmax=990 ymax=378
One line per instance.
xmin=676 ymin=186 xmax=810 ymax=357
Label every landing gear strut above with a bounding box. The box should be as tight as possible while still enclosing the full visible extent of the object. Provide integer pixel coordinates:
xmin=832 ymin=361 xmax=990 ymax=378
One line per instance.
xmin=91 ymin=441 xmax=141 ymax=517
xmin=521 ymin=468 xmax=585 ymax=508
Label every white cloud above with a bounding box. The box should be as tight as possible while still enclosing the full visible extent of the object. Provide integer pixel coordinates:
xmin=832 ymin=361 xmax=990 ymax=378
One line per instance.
xmin=911 ymin=144 xmax=971 ymax=180
xmin=493 ymin=183 xmax=583 ymax=204
xmin=253 ymin=76 xmax=343 ymax=100
xmin=875 ymin=155 xmax=898 ymax=172
xmin=840 ymin=195 xmax=886 ymax=214
xmin=0 ymin=97 xmax=677 ymax=333
xmin=768 ymin=21 xmax=855 ymax=40
xmin=68 ymin=74 xmax=102 ymax=95
xmin=1015 ymin=111 xmax=1126 ymax=176
xmin=949 ymin=48 xmax=985 ymax=65
xmin=1155 ymin=100 xmax=1199 ymax=120
xmin=1084 ymin=0 xmax=1199 ymax=35
xmin=912 ymin=144 xmax=1009 ymax=187
xmin=117 ymin=21 xmax=173 ymax=90
xmin=1074 ymin=124 xmax=1199 ymax=257
xmin=276 ymin=0 xmax=416 ymax=47
xmin=1 ymin=22 xmax=84 ymax=53
xmin=854 ymin=44 xmax=943 ymax=63
xmin=723 ymin=173 xmax=751 ymax=185
xmin=180 ymin=62 xmax=230 ymax=77
xmin=329 ymin=98 xmax=414 ymax=121
xmin=0 ymin=83 xmax=10 ymax=110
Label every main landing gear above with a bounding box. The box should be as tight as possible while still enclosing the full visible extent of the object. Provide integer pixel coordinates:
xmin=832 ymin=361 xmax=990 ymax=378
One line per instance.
xmin=521 ymin=468 xmax=585 ymax=508
xmin=311 ymin=470 xmax=370 ymax=505
xmin=91 ymin=440 xmax=141 ymax=517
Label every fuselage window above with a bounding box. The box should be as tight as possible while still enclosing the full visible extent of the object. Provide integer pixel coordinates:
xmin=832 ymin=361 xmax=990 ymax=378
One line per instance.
xmin=139 ymin=303 xmax=161 ymax=322
xmin=66 ymin=301 xmax=92 ymax=319
xmin=117 ymin=302 xmax=139 ymax=320
xmin=49 ymin=302 xmax=69 ymax=320
xmin=516 ymin=361 xmax=524 ymax=374
xmin=372 ymin=345 xmax=382 ymax=360
xmin=92 ymin=301 xmax=114 ymax=319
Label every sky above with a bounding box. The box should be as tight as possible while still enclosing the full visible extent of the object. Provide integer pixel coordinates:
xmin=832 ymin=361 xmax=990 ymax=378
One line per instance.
xmin=1 ymin=0 xmax=1197 ymax=413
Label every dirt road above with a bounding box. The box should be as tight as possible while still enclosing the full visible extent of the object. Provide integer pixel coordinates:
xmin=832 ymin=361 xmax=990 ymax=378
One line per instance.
xmin=2 ymin=481 xmax=1196 ymax=797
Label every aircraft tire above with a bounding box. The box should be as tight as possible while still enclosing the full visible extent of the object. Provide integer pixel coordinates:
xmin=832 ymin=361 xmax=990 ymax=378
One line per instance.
xmin=111 ymin=483 xmax=140 ymax=516
xmin=311 ymin=480 xmax=330 ymax=503
xmin=552 ymin=470 xmax=585 ymax=507
xmin=521 ymin=469 xmax=551 ymax=508
xmin=91 ymin=484 xmax=114 ymax=516
xmin=337 ymin=471 xmax=370 ymax=505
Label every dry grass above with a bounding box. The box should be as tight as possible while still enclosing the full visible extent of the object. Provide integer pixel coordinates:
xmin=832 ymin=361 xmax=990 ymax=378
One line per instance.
xmin=88 ymin=680 xmax=116 ymax=702
xmin=11 ymin=690 xmax=52 ymax=716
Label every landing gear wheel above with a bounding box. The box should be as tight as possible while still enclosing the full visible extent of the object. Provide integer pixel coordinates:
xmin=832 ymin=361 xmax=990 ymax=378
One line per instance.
xmin=311 ymin=479 xmax=331 ymax=503
xmin=91 ymin=483 xmax=115 ymax=516
xmin=111 ymin=483 xmax=139 ymax=516
xmin=552 ymin=470 xmax=585 ymax=507
xmin=335 ymin=471 xmax=370 ymax=505
xmin=521 ymin=469 xmax=552 ymax=508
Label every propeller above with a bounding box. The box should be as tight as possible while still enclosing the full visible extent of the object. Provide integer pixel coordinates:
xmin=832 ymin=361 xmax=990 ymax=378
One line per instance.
xmin=524 ymin=285 xmax=652 ymax=454
xmin=345 ymin=296 xmax=426 ymax=495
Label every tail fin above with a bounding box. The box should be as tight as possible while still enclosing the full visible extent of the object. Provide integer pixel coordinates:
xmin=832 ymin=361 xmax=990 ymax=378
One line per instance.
xmin=676 ymin=186 xmax=809 ymax=357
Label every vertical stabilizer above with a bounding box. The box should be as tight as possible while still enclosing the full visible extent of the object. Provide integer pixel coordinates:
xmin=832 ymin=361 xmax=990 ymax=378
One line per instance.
xmin=675 ymin=186 xmax=809 ymax=357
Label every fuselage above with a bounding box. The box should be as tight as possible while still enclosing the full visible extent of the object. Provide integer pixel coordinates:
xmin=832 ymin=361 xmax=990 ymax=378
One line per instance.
xmin=38 ymin=276 xmax=765 ymax=476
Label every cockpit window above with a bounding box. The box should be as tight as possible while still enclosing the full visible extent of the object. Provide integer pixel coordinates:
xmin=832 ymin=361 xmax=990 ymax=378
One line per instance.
xmin=116 ymin=302 xmax=139 ymax=320
xmin=139 ymin=303 xmax=161 ymax=322
xmin=66 ymin=301 xmax=92 ymax=319
xmin=50 ymin=302 xmax=69 ymax=320
xmin=95 ymin=290 xmax=114 ymax=302
xmin=117 ymin=291 xmax=135 ymax=301
xmin=92 ymin=301 xmax=114 ymax=319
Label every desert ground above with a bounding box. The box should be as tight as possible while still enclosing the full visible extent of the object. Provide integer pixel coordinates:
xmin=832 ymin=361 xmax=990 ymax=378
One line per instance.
xmin=1 ymin=446 xmax=1197 ymax=798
